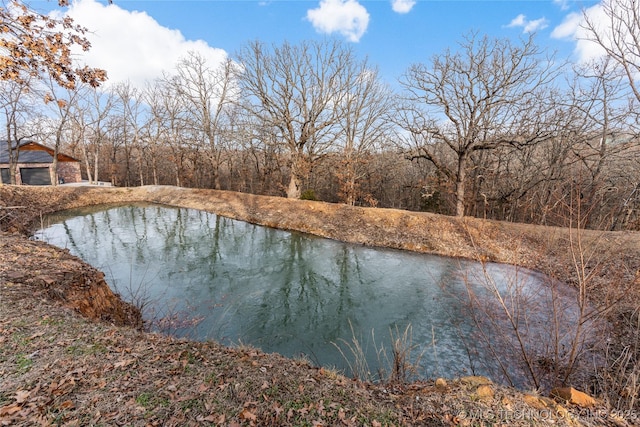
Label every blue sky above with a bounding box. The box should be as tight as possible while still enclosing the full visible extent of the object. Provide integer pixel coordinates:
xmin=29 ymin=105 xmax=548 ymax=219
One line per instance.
xmin=34 ymin=0 xmax=607 ymax=90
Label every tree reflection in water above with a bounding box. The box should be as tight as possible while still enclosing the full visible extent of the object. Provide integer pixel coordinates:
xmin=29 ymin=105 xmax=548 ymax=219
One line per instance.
xmin=35 ymin=204 xmax=585 ymax=386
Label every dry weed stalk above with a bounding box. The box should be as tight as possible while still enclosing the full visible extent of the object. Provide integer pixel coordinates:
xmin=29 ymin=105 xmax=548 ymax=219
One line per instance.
xmin=379 ymin=324 xmax=426 ymax=383
xmin=594 ymin=308 xmax=640 ymax=411
xmin=333 ymin=320 xmax=374 ymax=382
xmin=333 ymin=321 xmax=426 ymax=384
xmin=460 ymin=263 xmax=557 ymax=389
xmin=459 ymin=183 xmax=630 ymax=397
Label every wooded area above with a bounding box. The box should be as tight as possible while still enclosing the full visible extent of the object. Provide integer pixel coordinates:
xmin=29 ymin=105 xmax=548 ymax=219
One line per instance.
xmin=1 ymin=0 xmax=639 ymax=230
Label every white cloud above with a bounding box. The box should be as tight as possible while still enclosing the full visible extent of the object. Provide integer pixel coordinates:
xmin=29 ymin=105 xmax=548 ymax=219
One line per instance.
xmin=306 ymin=0 xmax=369 ymax=43
xmin=54 ymin=0 xmax=227 ymax=90
xmin=551 ymin=4 xmax=607 ymax=63
xmin=508 ymin=14 xmax=526 ymax=27
xmin=550 ymin=11 xmax=582 ymax=38
xmin=507 ymin=14 xmax=549 ymax=33
xmin=553 ymin=0 xmax=570 ymax=11
xmin=524 ymin=18 xmax=549 ymax=33
xmin=391 ymin=0 xmax=416 ymax=14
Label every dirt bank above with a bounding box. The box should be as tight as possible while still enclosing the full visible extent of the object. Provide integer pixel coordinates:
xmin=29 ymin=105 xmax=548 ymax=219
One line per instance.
xmin=1 ymin=185 xmax=639 ymax=426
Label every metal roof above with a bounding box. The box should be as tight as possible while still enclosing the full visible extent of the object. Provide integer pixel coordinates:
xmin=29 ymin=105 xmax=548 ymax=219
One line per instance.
xmin=0 ymin=141 xmax=71 ymax=164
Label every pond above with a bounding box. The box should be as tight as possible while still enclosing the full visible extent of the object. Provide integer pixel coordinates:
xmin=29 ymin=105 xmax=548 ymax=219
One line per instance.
xmin=34 ymin=204 xmax=587 ymax=387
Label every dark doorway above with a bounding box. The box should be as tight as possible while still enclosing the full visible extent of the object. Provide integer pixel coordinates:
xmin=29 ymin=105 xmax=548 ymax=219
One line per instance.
xmin=20 ymin=167 xmax=51 ymax=185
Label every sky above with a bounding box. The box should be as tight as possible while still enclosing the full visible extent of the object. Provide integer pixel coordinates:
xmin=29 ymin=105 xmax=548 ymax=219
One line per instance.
xmin=31 ymin=0 xmax=612 ymax=91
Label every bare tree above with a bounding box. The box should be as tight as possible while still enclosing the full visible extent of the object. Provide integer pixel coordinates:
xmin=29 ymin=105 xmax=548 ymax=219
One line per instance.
xmin=566 ymin=57 xmax=634 ymax=227
xmin=0 ymin=79 xmax=37 ymax=185
xmin=171 ymin=52 xmax=237 ymax=189
xmin=467 ymin=58 xmax=633 ymax=227
xmin=72 ymin=87 xmax=114 ymax=184
xmin=335 ymin=63 xmax=394 ymax=206
xmin=150 ymin=75 xmax=191 ymax=187
xmin=111 ymin=82 xmax=145 ymax=186
xmin=236 ymin=40 xmax=356 ymax=199
xmin=41 ymin=78 xmax=89 ymax=186
xmin=140 ymin=83 xmax=169 ymax=186
xmin=581 ymin=0 xmax=640 ymax=229
xmin=397 ymin=32 xmax=560 ymax=217
xmin=582 ymin=0 xmax=640 ymax=104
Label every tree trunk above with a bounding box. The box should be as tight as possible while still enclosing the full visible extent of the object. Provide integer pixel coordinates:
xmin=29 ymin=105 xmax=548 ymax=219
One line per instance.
xmin=455 ymin=153 xmax=467 ymax=217
xmin=174 ymin=160 xmax=181 ymax=187
xmin=9 ymin=163 xmax=17 ymax=185
xmin=81 ymin=144 xmax=93 ymax=183
xmin=137 ymin=153 xmax=144 ymax=186
xmin=152 ymin=156 xmax=158 ymax=185
xmin=93 ymin=147 xmax=99 ymax=184
xmin=51 ymin=156 xmax=59 ymax=186
xmin=287 ymin=173 xmax=301 ymax=199
xmin=50 ymin=135 xmax=61 ymax=186
xmin=286 ymin=155 xmax=303 ymax=199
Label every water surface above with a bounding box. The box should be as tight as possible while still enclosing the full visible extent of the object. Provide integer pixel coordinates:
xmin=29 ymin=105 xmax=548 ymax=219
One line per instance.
xmin=35 ymin=204 xmax=585 ymax=386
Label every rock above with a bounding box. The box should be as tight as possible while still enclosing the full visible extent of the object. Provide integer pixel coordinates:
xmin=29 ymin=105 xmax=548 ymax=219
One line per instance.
xmin=551 ymin=402 xmax=571 ymax=421
xmin=435 ymin=378 xmax=447 ymax=389
xmin=475 ymin=384 xmax=494 ymax=400
xmin=550 ymin=387 xmax=596 ymax=407
xmin=459 ymin=376 xmax=494 ymax=401
xmin=524 ymin=395 xmax=571 ymax=421
xmin=523 ymin=394 xmax=546 ymax=409
xmin=501 ymin=396 xmax=513 ymax=411
xmin=460 ymin=376 xmax=492 ymax=387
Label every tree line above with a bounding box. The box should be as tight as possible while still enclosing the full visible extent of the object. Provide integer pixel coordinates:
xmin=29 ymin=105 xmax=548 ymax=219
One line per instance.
xmin=1 ymin=0 xmax=639 ymax=231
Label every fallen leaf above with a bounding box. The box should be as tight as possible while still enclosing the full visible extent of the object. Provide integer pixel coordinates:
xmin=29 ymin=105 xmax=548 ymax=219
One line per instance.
xmin=114 ymin=359 xmax=135 ymax=369
xmin=239 ymin=408 xmax=257 ymax=421
xmin=273 ymin=402 xmax=284 ymax=417
xmin=15 ymin=390 xmax=29 ymax=403
xmin=196 ymin=414 xmax=217 ymax=422
xmin=59 ymin=400 xmax=75 ymax=409
xmin=0 ymin=404 xmax=21 ymax=416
